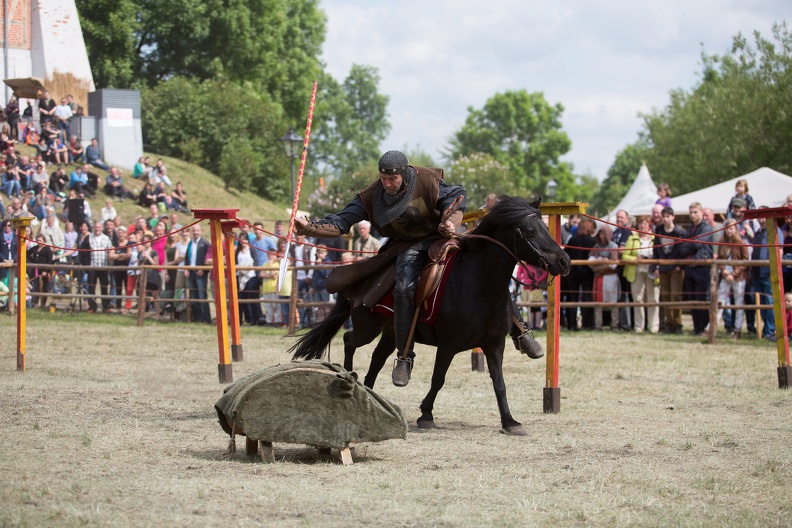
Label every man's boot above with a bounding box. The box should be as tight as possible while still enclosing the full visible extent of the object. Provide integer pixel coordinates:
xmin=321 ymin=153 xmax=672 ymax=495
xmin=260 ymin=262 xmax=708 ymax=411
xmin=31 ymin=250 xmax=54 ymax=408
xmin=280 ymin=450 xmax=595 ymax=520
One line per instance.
xmin=392 ymin=356 xmax=413 ymax=387
xmin=510 ymin=321 xmax=544 ymax=359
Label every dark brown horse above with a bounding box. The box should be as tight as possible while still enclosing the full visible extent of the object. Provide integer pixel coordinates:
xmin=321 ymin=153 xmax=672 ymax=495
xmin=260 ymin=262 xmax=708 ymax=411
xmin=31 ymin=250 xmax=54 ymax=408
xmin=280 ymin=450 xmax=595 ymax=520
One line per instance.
xmin=290 ymin=196 xmax=570 ymax=434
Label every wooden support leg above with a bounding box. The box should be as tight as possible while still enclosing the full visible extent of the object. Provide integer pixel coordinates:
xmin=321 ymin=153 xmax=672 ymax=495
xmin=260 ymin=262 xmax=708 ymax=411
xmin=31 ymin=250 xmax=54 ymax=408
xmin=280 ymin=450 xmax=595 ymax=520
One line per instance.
xmin=339 ymin=447 xmax=354 ymax=466
xmin=259 ymin=441 xmax=275 ymax=463
xmin=245 ymin=437 xmax=258 ymax=456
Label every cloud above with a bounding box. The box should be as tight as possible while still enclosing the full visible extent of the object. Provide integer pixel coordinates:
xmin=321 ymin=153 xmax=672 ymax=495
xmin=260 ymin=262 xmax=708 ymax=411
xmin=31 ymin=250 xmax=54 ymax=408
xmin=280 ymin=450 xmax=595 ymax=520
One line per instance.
xmin=320 ymin=0 xmax=787 ymax=178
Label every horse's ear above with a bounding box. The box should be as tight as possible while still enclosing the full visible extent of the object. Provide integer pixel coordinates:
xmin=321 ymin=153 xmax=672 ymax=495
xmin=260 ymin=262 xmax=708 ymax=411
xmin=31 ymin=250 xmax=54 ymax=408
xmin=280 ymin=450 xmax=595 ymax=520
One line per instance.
xmin=529 ymin=196 xmax=542 ymax=209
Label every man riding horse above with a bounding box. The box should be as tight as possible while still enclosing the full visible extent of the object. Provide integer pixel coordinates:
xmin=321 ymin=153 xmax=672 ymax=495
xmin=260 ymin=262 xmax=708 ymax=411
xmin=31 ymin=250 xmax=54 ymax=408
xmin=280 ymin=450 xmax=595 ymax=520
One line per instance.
xmin=294 ymin=150 xmax=540 ymax=387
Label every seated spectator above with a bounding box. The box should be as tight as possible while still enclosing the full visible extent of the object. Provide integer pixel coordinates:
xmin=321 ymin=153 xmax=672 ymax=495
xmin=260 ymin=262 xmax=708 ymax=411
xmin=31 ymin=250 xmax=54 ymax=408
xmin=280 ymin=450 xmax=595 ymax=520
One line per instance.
xmin=149 ymin=163 xmax=173 ymax=188
xmin=170 ymin=181 xmax=189 ymax=212
xmin=23 ymin=123 xmax=39 ymax=146
xmin=100 ymin=198 xmax=118 ymax=223
xmin=28 ymin=187 xmax=51 ymax=220
xmin=15 ymin=155 xmax=34 ymax=192
xmin=137 ymin=182 xmax=156 ymax=209
xmin=85 ymin=138 xmax=111 ymax=172
xmin=68 ymin=165 xmax=90 ymax=197
xmin=40 ymin=121 xmax=59 ymax=149
xmin=133 ymin=156 xmax=152 ymax=180
xmin=35 ymin=138 xmax=53 ymax=164
xmin=81 ymin=163 xmax=100 ymax=197
xmin=67 ymin=135 xmax=84 ymax=164
xmin=30 ymin=164 xmax=49 ymax=195
xmin=103 ymin=167 xmax=130 ymax=200
xmin=49 ymin=166 xmax=68 ymax=197
xmin=0 ymin=128 xmax=15 ymax=152
xmin=51 ymin=135 xmax=69 ymax=165
xmin=1 ymin=165 xmax=21 ymax=198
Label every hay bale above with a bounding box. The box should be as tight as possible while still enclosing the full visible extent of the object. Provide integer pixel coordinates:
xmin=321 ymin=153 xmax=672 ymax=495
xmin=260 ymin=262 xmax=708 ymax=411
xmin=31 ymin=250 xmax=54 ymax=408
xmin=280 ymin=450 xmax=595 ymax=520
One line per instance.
xmin=215 ymin=361 xmax=407 ymax=451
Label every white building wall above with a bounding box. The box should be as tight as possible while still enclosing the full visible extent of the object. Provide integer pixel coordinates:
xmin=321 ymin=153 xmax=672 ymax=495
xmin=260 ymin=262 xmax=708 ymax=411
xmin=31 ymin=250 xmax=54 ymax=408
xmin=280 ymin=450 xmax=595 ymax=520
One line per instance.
xmin=30 ymin=0 xmax=94 ymax=90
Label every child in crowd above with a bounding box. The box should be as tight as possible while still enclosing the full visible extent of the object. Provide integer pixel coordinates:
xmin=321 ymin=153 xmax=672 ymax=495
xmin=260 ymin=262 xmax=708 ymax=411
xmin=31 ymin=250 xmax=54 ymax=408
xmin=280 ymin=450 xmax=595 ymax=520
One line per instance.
xmin=726 ymin=179 xmax=756 ymax=218
xmin=786 ymin=292 xmax=792 ymax=341
xmin=655 ymin=183 xmax=672 ymax=208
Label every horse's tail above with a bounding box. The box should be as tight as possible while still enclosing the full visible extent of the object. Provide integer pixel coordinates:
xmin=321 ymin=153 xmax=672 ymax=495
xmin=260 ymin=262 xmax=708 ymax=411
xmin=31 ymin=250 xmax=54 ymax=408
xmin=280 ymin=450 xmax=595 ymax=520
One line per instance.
xmin=289 ymin=295 xmax=351 ymax=361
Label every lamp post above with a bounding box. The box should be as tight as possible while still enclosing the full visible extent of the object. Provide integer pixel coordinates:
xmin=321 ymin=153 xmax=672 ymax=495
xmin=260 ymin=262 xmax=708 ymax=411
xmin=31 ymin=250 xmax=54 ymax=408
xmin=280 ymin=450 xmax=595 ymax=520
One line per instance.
xmin=280 ymin=127 xmax=303 ymax=201
xmin=545 ymin=179 xmax=558 ymax=201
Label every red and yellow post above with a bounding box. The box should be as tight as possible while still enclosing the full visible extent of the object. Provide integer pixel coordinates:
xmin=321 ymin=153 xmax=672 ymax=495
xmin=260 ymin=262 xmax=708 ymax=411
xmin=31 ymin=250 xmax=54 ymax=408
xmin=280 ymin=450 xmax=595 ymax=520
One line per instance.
xmin=192 ymin=209 xmax=238 ymax=383
xmin=12 ymin=216 xmax=33 ymax=372
xmin=221 ymin=219 xmax=243 ymax=362
xmin=743 ymin=206 xmax=792 ymax=387
xmin=539 ymin=202 xmax=587 ymax=413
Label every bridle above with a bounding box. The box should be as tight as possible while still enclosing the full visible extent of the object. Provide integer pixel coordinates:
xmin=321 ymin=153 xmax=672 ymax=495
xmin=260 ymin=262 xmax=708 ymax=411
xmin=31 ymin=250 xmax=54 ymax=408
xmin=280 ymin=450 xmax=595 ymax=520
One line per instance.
xmin=458 ymin=212 xmax=553 ymax=290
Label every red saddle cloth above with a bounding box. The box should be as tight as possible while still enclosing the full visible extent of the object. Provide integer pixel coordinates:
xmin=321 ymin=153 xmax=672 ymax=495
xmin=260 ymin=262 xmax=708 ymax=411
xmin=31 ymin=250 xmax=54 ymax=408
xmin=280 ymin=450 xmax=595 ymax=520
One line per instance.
xmin=372 ymin=252 xmax=458 ymax=325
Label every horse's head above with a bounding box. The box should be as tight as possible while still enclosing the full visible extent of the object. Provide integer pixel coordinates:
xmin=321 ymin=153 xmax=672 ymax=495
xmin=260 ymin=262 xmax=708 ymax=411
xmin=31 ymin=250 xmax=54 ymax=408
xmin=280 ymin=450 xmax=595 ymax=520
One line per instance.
xmin=485 ymin=195 xmax=570 ymax=277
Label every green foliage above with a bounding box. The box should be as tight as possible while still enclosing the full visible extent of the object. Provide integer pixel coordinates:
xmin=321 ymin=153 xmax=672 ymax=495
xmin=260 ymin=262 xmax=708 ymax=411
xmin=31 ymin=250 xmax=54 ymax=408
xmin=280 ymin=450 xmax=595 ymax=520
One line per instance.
xmin=306 ymin=162 xmax=376 ymax=219
xmin=75 ymin=0 xmax=141 ymax=88
xmin=141 ymin=77 xmax=289 ymax=201
xmin=641 ymin=22 xmax=792 ymax=193
xmin=449 ymin=153 xmax=514 ymax=207
xmin=589 ymin=140 xmax=651 ymax=214
xmin=447 ymin=90 xmax=574 ymax=197
xmin=310 ymin=66 xmax=390 ymax=179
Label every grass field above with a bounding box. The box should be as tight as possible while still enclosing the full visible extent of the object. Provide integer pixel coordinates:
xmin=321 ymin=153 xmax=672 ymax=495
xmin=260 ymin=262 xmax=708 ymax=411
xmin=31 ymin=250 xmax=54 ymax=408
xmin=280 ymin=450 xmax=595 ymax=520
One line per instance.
xmin=1 ymin=312 xmax=791 ymax=527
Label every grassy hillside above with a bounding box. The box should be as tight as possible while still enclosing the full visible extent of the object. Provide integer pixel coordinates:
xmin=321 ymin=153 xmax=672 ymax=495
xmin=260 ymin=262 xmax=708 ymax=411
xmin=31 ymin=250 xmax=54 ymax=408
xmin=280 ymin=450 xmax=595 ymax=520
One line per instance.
xmin=20 ymin=147 xmax=288 ymax=232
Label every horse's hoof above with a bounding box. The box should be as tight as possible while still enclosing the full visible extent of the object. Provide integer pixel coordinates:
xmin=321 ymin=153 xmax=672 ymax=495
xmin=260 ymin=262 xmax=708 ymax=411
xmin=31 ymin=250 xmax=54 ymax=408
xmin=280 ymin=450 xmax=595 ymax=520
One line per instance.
xmin=417 ymin=419 xmax=438 ymax=429
xmin=500 ymin=425 xmax=527 ymax=436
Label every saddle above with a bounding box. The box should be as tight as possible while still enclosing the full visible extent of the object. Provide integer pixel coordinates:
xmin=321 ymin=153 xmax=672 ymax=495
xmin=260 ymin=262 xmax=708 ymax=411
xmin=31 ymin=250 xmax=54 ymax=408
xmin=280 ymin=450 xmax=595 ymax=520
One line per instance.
xmin=372 ymin=238 xmax=460 ymax=325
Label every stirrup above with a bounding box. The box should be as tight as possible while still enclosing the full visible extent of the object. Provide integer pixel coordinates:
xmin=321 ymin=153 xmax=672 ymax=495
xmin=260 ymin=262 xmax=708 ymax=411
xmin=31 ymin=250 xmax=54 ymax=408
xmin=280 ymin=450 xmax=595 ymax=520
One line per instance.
xmin=512 ymin=327 xmax=544 ymax=359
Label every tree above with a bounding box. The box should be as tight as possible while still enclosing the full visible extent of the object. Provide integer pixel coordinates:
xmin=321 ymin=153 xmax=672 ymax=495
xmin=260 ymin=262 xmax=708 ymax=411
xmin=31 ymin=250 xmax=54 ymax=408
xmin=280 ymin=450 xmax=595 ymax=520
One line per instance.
xmin=641 ymin=22 xmax=792 ymax=193
xmin=446 ymin=90 xmax=574 ymax=198
xmin=449 ymin=153 xmax=513 ymax=208
xmin=309 ymin=66 xmax=390 ymax=179
xmin=141 ymin=77 xmax=290 ymax=200
xmin=75 ymin=0 xmax=141 ymax=88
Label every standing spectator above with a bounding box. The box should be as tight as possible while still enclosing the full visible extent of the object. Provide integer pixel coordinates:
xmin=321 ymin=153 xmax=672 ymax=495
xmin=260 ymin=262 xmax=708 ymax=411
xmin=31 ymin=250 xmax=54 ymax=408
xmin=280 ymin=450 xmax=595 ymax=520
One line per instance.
xmin=651 ymin=204 xmax=664 ymax=231
xmin=589 ymin=225 xmax=620 ymax=331
xmin=250 ymin=221 xmax=276 ymax=267
xmin=184 ymin=223 xmax=211 ymax=323
xmin=123 ymin=231 xmax=139 ymax=314
xmin=85 ymin=138 xmax=111 ymax=172
xmin=100 ymin=199 xmax=117 ymax=223
xmin=53 ymin=97 xmax=73 ymax=137
xmin=235 ymin=237 xmax=259 ymax=325
xmin=21 ymin=99 xmax=33 ymax=125
xmin=702 ymin=208 xmax=723 ymax=243
xmin=564 ymin=217 xmax=596 ymax=330
xmin=276 ymin=238 xmax=293 ymax=327
xmin=37 ymin=90 xmax=56 ymax=126
xmin=353 ymin=220 xmax=380 ymax=260
xmin=5 ymin=96 xmax=19 ymax=141
xmin=678 ymin=202 xmax=714 ymax=337
xmin=137 ymin=234 xmax=161 ymax=315
xmin=726 ymin=179 xmax=756 ymax=219
xmin=611 ymin=209 xmax=633 ymax=331
xmin=653 ymin=207 xmax=687 ymax=334
xmin=82 ymin=220 xmax=113 ymax=313
xmin=751 ymin=210 xmax=778 ymax=341
xmin=0 ymin=219 xmax=17 ymax=282
xmin=310 ymin=247 xmax=331 ymax=322
xmin=289 ymin=234 xmax=310 ymax=326
xmin=716 ymin=219 xmax=749 ymax=339
xmin=655 ymin=183 xmax=672 ymax=208
xmin=561 ymin=214 xmax=581 ymax=244
xmin=260 ymin=245 xmax=282 ymax=326
xmin=27 ymin=233 xmax=52 ymax=307
xmin=38 ymin=211 xmax=64 ymax=248
xmin=623 ymin=215 xmax=659 ymax=333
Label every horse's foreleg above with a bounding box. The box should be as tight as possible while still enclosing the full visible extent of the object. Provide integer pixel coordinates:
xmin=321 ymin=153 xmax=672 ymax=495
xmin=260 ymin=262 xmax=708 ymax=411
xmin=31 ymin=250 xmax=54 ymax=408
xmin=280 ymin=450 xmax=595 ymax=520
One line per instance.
xmin=363 ymin=330 xmax=396 ymax=389
xmin=483 ymin=344 xmax=525 ymax=435
xmin=342 ymin=331 xmax=356 ymax=371
xmin=417 ymin=351 xmax=455 ymax=429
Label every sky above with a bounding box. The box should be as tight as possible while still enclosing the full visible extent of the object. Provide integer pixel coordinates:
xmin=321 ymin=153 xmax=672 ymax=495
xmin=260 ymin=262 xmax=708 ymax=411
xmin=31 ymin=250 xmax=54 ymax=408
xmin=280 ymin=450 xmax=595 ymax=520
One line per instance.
xmin=318 ymin=0 xmax=790 ymax=181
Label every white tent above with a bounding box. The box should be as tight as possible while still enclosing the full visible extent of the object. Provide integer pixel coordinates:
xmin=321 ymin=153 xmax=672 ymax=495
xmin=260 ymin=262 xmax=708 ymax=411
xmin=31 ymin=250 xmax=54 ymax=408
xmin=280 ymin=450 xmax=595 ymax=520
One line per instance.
xmin=671 ymin=167 xmax=792 ymax=216
xmin=602 ymin=162 xmax=657 ymax=221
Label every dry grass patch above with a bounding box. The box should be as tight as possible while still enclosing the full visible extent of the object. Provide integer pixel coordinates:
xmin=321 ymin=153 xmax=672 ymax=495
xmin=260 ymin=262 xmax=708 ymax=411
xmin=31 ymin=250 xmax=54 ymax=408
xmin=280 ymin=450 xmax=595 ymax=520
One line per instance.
xmin=1 ymin=312 xmax=791 ymax=527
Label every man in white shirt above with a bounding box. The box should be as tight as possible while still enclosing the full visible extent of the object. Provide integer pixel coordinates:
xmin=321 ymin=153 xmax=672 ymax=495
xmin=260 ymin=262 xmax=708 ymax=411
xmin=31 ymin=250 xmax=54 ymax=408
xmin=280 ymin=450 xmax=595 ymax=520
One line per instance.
xmin=53 ymin=97 xmax=73 ymax=137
